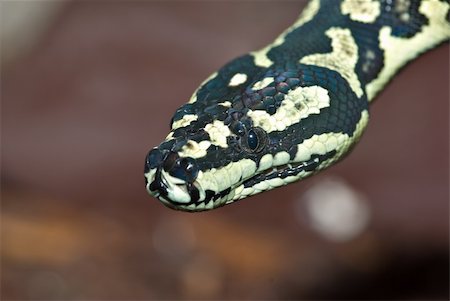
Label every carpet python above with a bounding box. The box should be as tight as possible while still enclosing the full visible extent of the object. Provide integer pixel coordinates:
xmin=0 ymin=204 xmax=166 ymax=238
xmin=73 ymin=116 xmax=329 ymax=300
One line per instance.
xmin=144 ymin=0 xmax=450 ymax=212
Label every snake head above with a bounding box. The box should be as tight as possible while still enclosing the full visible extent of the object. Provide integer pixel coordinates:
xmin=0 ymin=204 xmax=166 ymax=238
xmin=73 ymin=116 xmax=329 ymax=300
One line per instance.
xmin=145 ymin=55 xmax=369 ymax=211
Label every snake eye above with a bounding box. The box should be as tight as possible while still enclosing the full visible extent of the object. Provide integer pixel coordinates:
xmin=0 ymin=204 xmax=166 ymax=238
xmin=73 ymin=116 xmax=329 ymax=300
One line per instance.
xmin=243 ymin=127 xmax=266 ymax=153
xmin=247 ymin=129 xmax=259 ymax=150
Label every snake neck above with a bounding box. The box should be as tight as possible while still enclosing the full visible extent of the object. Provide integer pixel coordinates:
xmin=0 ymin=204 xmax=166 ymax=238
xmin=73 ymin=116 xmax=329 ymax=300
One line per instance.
xmin=254 ymin=0 xmax=450 ymax=102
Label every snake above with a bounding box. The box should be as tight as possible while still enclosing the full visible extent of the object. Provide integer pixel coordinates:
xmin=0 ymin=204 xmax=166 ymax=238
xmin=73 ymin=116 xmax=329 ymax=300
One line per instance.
xmin=144 ymin=0 xmax=450 ymax=212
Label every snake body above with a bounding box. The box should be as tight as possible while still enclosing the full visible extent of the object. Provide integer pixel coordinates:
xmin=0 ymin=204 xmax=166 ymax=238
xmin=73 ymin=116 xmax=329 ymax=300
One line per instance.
xmin=144 ymin=0 xmax=450 ymax=211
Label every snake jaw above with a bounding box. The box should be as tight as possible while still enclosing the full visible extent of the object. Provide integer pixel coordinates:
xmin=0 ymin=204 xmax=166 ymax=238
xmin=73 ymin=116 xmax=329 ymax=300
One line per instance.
xmin=227 ymin=150 xmax=337 ymax=201
xmin=145 ymin=162 xmax=225 ymax=212
xmin=145 ymin=147 xmax=212 ymax=210
xmin=146 ymin=166 xmax=203 ymax=208
xmin=145 ymin=164 xmax=235 ymax=212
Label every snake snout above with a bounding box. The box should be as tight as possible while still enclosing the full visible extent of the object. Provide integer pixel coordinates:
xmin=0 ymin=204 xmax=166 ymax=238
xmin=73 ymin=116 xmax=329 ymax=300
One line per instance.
xmin=144 ymin=148 xmax=164 ymax=173
xmin=145 ymin=148 xmax=199 ymax=183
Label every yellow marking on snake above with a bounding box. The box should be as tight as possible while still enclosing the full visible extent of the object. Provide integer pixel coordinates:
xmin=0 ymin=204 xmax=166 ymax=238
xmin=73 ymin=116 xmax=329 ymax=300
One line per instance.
xmin=341 ymin=0 xmax=380 ymax=23
xmin=300 ymin=27 xmax=363 ymax=98
xmin=273 ymin=151 xmax=291 ymax=166
xmin=160 ymin=169 xmax=193 ymax=203
xmin=219 ymin=101 xmax=232 ymax=107
xmin=171 ymin=114 xmax=198 ymax=130
xmin=252 ymin=77 xmax=275 ymax=90
xmin=366 ymin=0 xmax=450 ymax=101
xmin=251 ymin=0 xmax=321 ymax=67
xmin=229 ymin=73 xmax=248 ymax=86
xmin=247 ymin=85 xmax=330 ymax=132
xmin=178 ymin=140 xmax=211 ymax=159
xmin=204 ymin=120 xmax=231 ymax=148
xmin=256 ymin=151 xmax=290 ymax=172
xmin=165 ymin=132 xmax=174 ymax=141
xmin=257 ymin=154 xmax=274 ymax=172
xmin=197 ymin=159 xmax=257 ymax=197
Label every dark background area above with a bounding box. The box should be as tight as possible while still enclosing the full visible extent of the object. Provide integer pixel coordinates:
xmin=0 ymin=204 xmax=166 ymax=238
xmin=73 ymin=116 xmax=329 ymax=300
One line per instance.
xmin=1 ymin=1 xmax=449 ymax=300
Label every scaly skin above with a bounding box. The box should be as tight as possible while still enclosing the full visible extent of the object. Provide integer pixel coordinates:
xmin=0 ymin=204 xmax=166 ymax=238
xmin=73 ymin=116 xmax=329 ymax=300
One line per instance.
xmin=144 ymin=0 xmax=450 ymax=212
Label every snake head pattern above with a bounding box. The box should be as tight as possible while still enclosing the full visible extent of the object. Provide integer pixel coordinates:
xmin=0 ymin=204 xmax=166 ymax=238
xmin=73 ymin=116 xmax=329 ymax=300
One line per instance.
xmin=144 ymin=55 xmax=369 ymax=211
xmin=144 ymin=0 xmax=450 ymax=211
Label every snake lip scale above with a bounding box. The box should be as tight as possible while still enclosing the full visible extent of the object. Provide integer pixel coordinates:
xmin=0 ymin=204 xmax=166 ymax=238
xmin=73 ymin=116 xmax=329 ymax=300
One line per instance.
xmin=144 ymin=0 xmax=450 ymax=212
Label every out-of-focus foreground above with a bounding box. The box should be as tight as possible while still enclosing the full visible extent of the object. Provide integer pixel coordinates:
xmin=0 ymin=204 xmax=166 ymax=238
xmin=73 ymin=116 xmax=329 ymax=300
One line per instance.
xmin=1 ymin=1 xmax=449 ymax=300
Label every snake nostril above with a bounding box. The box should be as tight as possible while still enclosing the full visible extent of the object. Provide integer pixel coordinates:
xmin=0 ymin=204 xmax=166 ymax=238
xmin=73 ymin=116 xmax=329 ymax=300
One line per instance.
xmin=178 ymin=157 xmax=199 ymax=183
xmin=145 ymin=148 xmax=164 ymax=172
xmin=163 ymin=152 xmax=199 ymax=183
xmin=163 ymin=151 xmax=179 ymax=172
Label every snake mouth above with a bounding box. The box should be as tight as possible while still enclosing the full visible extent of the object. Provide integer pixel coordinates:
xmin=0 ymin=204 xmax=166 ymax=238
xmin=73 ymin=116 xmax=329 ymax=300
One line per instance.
xmin=146 ymin=150 xmax=337 ymax=211
xmin=146 ymin=165 xmax=223 ymax=212
xmin=146 ymin=151 xmax=337 ymax=211
xmin=147 ymin=167 xmax=202 ymax=206
xmin=239 ymin=151 xmax=337 ymax=194
xmin=148 ymin=169 xmax=236 ymax=211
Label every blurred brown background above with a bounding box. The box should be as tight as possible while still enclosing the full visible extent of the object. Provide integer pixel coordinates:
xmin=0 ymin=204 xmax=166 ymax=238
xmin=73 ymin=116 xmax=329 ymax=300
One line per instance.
xmin=1 ymin=1 xmax=449 ymax=300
